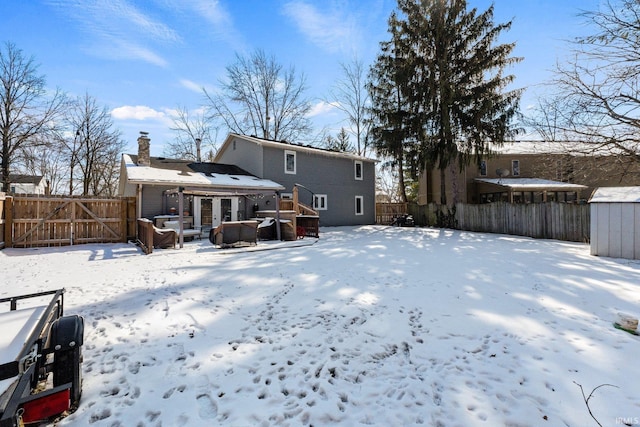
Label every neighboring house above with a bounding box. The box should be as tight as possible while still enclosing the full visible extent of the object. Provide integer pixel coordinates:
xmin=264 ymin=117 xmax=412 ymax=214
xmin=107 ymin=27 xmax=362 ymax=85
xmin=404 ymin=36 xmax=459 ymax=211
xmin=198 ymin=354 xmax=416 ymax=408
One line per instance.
xmin=418 ymin=140 xmax=640 ymax=205
xmin=5 ymin=175 xmax=47 ymax=195
xmin=118 ymin=132 xmax=285 ymax=233
xmin=214 ymin=133 xmax=376 ymax=226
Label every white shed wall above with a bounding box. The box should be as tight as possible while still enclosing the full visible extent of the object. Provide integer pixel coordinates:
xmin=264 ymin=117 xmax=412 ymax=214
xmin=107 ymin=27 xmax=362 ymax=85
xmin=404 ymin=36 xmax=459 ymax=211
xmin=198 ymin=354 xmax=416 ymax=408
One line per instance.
xmin=590 ymin=202 xmax=640 ymax=259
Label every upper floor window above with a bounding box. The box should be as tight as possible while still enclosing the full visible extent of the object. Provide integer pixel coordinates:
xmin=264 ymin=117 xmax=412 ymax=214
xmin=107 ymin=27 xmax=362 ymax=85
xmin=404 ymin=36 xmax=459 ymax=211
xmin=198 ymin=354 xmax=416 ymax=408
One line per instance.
xmin=314 ymin=194 xmax=328 ymax=210
xmin=512 ymin=160 xmax=520 ymax=177
xmin=355 ymin=196 xmax=364 ymax=215
xmin=480 ymin=160 xmax=487 ymax=176
xmin=285 ymin=150 xmax=296 ymax=174
xmin=354 ymin=160 xmax=363 ymax=180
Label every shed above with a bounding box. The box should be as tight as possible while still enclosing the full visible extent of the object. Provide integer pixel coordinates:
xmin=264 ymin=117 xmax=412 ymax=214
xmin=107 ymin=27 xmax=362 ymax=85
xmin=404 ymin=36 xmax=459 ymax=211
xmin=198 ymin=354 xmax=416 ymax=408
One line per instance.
xmin=588 ymin=186 xmax=640 ymax=259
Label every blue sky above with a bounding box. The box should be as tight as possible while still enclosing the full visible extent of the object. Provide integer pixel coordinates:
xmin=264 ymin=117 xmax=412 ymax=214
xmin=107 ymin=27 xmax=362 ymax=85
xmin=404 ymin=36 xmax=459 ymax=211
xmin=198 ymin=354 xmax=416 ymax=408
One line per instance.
xmin=2 ymin=0 xmax=600 ymax=155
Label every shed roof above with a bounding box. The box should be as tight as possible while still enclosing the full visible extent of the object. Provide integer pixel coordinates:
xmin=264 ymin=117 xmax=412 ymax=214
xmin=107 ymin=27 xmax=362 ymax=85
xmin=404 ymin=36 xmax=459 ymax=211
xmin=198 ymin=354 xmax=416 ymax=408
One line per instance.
xmin=589 ymin=186 xmax=640 ymax=203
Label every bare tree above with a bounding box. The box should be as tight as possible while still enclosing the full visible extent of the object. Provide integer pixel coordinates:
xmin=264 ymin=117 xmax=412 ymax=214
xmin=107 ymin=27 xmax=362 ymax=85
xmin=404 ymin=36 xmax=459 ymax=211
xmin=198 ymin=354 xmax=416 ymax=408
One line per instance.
xmin=64 ymin=93 xmax=125 ymax=196
xmin=326 ymin=57 xmax=371 ymax=156
xmin=164 ymin=106 xmax=219 ymax=161
xmin=204 ymin=49 xmax=312 ymax=142
xmin=19 ymin=139 xmax=67 ymax=195
xmin=376 ymin=160 xmax=404 ymax=203
xmin=526 ymin=0 xmax=640 ymax=179
xmin=0 ymin=41 xmax=65 ymax=192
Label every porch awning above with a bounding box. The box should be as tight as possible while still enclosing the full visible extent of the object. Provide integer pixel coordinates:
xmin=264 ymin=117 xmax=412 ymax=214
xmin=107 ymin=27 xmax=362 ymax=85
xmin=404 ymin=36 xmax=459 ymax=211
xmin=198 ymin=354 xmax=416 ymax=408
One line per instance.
xmin=474 ymin=178 xmax=587 ymax=192
xmin=164 ymin=186 xmax=282 ymax=197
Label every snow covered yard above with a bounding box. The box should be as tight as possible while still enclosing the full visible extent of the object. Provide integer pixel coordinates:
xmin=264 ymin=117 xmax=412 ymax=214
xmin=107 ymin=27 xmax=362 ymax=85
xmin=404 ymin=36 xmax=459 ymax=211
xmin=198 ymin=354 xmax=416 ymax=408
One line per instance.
xmin=1 ymin=225 xmax=639 ymax=427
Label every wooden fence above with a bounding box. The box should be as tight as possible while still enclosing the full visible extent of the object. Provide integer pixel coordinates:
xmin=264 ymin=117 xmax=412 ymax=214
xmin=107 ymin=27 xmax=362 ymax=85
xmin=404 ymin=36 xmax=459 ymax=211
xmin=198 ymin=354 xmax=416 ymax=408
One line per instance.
xmin=1 ymin=195 xmax=136 ymax=248
xmin=376 ymin=202 xmax=408 ymax=225
xmin=407 ymin=202 xmax=590 ymax=242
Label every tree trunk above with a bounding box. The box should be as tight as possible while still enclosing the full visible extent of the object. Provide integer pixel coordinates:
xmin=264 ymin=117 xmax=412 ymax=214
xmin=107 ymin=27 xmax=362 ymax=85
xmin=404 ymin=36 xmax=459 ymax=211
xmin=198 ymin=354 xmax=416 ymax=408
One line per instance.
xmin=439 ymin=167 xmax=447 ymax=205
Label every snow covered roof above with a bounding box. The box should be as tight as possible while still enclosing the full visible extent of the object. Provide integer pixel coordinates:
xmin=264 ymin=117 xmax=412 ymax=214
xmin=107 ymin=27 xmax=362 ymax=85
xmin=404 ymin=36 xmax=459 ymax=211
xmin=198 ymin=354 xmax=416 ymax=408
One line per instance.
xmin=122 ymin=154 xmax=285 ymax=192
xmin=589 ymin=186 xmax=640 ymax=203
xmin=491 ymin=140 xmax=618 ymax=156
xmin=475 ymin=178 xmax=588 ymax=191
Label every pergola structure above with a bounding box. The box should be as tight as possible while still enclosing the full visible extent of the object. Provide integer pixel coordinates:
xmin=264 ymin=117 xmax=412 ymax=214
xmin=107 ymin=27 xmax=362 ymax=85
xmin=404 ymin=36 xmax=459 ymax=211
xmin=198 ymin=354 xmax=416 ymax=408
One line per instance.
xmin=164 ymin=186 xmax=283 ymax=248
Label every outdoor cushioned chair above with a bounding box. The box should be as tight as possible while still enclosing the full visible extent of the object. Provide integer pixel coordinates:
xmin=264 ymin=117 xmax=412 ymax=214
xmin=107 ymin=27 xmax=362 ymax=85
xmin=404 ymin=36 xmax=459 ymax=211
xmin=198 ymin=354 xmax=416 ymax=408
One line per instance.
xmin=209 ymin=221 xmax=258 ymax=248
xmin=152 ymin=225 xmax=176 ymax=249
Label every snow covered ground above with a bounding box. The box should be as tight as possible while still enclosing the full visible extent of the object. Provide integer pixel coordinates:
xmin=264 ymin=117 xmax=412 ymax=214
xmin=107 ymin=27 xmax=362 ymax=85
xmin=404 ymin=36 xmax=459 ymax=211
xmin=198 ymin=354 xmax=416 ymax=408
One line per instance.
xmin=2 ymin=225 xmax=640 ymax=427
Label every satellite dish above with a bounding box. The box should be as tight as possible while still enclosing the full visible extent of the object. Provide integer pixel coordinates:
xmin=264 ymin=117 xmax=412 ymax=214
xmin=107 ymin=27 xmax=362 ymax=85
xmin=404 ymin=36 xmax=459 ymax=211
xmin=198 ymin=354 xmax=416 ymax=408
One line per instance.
xmin=496 ymin=168 xmax=510 ymax=178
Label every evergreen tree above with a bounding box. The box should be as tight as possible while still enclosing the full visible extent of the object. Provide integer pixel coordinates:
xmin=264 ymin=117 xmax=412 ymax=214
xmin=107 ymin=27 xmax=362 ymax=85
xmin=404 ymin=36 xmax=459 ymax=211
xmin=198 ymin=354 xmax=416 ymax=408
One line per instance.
xmin=370 ymin=0 xmax=521 ymax=205
xmin=367 ymin=11 xmax=414 ymax=202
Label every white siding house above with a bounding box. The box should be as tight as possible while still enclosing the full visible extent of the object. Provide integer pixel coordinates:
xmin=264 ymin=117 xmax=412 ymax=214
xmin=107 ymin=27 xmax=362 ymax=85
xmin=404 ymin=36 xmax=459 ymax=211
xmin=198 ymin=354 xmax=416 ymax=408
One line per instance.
xmin=589 ymin=187 xmax=640 ymax=260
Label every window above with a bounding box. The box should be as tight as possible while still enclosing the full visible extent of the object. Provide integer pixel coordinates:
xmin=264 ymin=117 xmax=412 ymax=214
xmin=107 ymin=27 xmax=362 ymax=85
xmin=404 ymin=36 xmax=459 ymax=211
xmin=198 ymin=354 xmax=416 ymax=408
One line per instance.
xmin=354 ymin=161 xmax=363 ymax=180
xmin=314 ymin=194 xmax=328 ymax=210
xmin=512 ymin=160 xmax=520 ymax=177
xmin=480 ymin=160 xmax=487 ymax=176
xmin=280 ymin=192 xmax=293 ymax=200
xmin=285 ymin=150 xmax=296 ymax=174
xmin=355 ymin=196 xmax=364 ymax=215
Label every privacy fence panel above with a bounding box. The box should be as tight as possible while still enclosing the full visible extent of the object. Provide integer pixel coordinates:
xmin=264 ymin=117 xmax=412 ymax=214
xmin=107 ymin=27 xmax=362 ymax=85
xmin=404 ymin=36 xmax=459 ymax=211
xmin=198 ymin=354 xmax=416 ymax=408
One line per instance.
xmin=409 ymin=202 xmax=590 ymax=243
xmin=6 ymin=196 xmax=136 ymax=248
xmin=375 ymin=202 xmax=408 ymax=225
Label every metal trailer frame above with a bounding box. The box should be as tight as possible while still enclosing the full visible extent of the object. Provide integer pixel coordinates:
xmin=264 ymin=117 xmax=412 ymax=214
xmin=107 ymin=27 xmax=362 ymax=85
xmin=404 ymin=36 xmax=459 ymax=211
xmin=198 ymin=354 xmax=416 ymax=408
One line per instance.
xmin=0 ymin=289 xmax=84 ymax=427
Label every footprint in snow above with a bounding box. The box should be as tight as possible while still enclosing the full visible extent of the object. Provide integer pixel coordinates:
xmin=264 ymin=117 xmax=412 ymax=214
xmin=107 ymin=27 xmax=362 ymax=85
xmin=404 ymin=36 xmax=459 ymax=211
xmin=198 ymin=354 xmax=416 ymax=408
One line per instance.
xmin=196 ymin=393 xmax=218 ymax=419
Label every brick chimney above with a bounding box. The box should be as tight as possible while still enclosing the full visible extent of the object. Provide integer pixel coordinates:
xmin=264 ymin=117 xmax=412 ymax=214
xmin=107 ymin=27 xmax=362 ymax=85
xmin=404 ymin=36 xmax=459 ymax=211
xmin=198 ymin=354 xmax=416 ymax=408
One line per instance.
xmin=137 ymin=131 xmax=150 ymax=166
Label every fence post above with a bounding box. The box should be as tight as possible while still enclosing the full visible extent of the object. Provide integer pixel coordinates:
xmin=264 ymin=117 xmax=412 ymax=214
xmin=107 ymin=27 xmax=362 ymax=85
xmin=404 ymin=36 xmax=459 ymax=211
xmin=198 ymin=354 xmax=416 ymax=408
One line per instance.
xmin=120 ymin=199 xmax=128 ymax=243
xmin=4 ymin=196 xmax=13 ymax=248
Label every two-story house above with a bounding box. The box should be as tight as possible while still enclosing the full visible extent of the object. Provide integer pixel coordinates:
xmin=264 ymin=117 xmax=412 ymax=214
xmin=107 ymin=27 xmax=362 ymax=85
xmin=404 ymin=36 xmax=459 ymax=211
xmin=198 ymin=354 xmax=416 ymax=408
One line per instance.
xmin=214 ymin=134 xmax=376 ymax=226
xmin=419 ymin=140 xmax=640 ymax=205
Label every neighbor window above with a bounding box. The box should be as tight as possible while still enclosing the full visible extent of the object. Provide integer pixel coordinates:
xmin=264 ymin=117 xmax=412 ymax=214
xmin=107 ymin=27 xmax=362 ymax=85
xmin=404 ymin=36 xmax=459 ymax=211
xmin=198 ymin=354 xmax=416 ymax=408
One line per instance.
xmin=314 ymin=194 xmax=328 ymax=210
xmin=285 ymin=150 xmax=296 ymax=174
xmin=354 ymin=161 xmax=363 ymax=180
xmin=355 ymin=196 xmax=364 ymax=215
xmin=480 ymin=160 xmax=487 ymax=176
xmin=512 ymin=160 xmax=520 ymax=176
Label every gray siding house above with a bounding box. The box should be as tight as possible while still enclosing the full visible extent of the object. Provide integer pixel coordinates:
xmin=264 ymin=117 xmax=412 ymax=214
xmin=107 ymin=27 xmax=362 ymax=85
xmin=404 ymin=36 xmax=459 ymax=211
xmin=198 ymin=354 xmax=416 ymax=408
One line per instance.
xmin=215 ymin=134 xmax=376 ymax=226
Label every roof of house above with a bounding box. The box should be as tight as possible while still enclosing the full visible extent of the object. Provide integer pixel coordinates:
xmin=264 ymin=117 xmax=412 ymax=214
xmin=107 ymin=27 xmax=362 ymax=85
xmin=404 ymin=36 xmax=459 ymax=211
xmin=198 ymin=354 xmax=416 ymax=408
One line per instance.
xmin=216 ymin=133 xmax=377 ymax=163
xmin=490 ymin=140 xmax=617 ymax=156
xmin=589 ymin=186 xmax=640 ymax=203
xmin=8 ymin=174 xmax=44 ymax=185
xmin=474 ymin=178 xmax=588 ymax=192
xmin=122 ymin=154 xmax=285 ymax=192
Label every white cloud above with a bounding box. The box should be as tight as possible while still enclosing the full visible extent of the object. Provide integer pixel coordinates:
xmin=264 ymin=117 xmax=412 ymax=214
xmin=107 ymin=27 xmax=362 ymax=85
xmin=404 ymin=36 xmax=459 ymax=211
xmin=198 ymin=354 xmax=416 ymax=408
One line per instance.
xmin=111 ymin=105 xmax=168 ymax=121
xmin=179 ymin=79 xmax=215 ymax=94
xmin=308 ymin=101 xmax=340 ymax=118
xmin=282 ymin=1 xmax=358 ymax=54
xmin=46 ymin=0 xmax=179 ymax=66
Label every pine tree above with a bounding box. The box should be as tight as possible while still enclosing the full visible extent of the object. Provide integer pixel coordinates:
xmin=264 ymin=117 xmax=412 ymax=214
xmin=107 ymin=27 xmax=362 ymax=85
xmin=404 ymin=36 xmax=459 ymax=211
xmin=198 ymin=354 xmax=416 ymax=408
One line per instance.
xmin=367 ymin=11 xmax=414 ymax=202
xmin=369 ymin=0 xmax=522 ymax=205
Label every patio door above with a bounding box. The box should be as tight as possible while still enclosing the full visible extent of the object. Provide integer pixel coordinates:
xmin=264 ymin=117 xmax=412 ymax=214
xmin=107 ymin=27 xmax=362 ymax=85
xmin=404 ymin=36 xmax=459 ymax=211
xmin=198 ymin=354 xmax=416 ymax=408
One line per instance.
xmin=211 ymin=197 xmax=239 ymax=227
xmin=196 ymin=198 xmax=213 ymax=234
